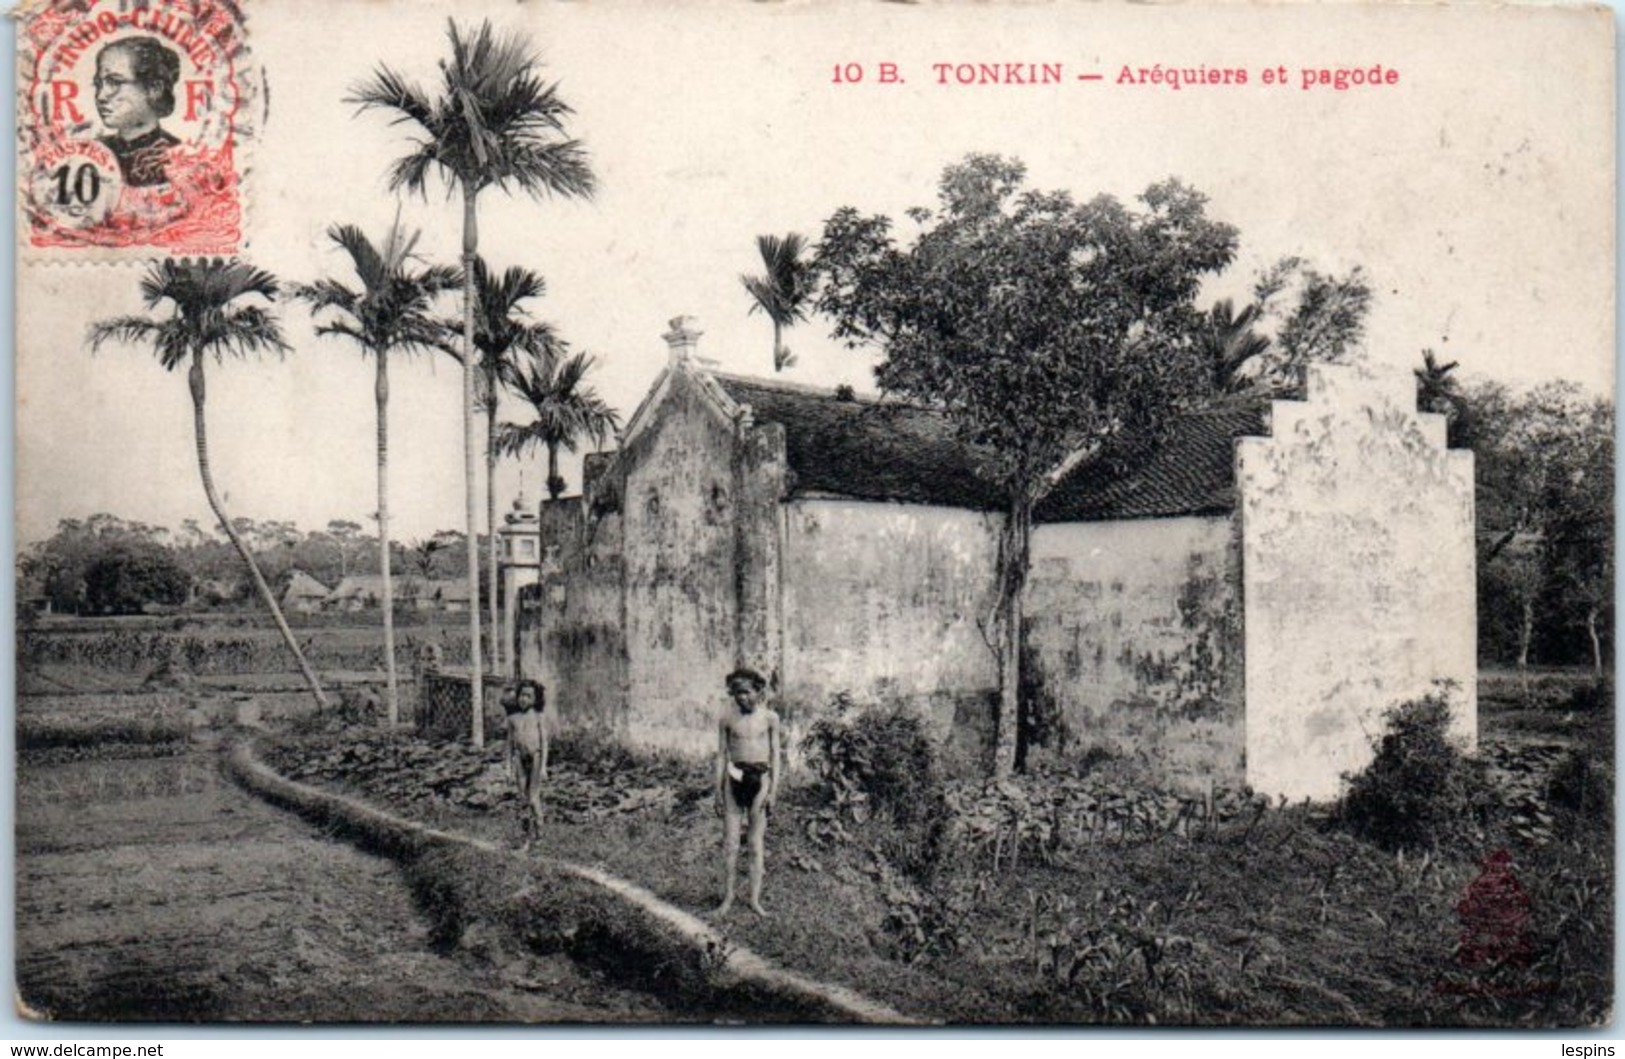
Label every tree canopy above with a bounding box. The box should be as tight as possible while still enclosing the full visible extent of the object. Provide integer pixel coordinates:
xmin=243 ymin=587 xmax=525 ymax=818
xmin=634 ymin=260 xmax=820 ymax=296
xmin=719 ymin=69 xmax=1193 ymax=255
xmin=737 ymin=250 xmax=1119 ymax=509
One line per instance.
xmin=814 ymin=154 xmax=1241 ymax=775
xmin=816 ymin=153 xmax=1238 ymax=500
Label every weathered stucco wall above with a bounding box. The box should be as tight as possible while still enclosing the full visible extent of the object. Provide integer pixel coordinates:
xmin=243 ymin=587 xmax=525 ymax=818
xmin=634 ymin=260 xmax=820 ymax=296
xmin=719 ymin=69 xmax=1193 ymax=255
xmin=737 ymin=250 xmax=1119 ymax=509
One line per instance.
xmin=1024 ymin=516 xmax=1244 ymax=788
xmin=781 ymin=499 xmax=1001 ymax=773
xmin=1239 ymin=364 xmax=1476 ymax=801
xmin=521 ymin=499 xmax=626 ymax=736
xmin=620 ymin=372 xmax=750 ymax=756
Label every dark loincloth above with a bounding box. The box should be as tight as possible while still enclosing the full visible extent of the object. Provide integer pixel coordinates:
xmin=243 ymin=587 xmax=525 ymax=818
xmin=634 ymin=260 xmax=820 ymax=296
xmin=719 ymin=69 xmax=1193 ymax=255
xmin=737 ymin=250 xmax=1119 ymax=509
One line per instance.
xmin=728 ymin=762 xmax=771 ymax=811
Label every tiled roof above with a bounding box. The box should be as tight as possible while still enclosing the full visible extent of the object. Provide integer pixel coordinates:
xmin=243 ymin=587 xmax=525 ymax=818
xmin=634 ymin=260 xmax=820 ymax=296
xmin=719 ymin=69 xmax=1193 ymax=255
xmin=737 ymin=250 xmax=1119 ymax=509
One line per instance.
xmin=710 ymin=373 xmax=1266 ymax=522
xmin=1034 ymin=402 xmax=1269 ymax=522
xmin=712 ymin=374 xmax=1006 ymax=511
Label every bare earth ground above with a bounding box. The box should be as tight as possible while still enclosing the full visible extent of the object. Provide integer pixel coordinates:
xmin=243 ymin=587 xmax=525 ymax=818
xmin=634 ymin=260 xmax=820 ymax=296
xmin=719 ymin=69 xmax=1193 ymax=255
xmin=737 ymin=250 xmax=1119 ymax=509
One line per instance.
xmin=15 ymin=736 xmax=665 ymax=1023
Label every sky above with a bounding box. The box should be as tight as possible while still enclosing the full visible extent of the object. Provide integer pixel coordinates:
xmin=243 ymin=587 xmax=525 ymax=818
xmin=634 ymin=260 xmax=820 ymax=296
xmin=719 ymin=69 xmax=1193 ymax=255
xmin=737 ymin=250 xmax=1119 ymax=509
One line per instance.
xmin=13 ymin=0 xmax=1616 ymax=549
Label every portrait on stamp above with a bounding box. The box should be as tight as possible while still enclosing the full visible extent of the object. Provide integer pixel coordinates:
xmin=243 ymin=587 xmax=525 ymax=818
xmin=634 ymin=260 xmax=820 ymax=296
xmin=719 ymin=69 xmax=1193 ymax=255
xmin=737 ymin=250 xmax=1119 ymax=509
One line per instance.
xmin=93 ymin=36 xmax=183 ymax=187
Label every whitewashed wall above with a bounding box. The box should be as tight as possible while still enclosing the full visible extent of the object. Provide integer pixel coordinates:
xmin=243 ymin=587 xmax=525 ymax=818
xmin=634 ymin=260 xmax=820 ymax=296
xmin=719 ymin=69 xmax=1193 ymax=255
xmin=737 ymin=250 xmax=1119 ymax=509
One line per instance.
xmin=1238 ymin=365 xmax=1476 ymax=801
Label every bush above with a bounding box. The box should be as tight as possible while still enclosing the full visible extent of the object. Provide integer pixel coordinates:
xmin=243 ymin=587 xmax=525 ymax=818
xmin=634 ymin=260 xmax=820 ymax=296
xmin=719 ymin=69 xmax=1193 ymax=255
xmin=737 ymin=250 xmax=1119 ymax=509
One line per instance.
xmin=1336 ymin=689 xmax=1496 ymax=853
xmin=804 ymin=696 xmax=939 ymax=819
xmin=802 ymin=695 xmax=946 ymax=876
xmin=1547 ymin=748 xmax=1612 ymax=819
xmin=1564 ymin=674 xmax=1613 ymax=713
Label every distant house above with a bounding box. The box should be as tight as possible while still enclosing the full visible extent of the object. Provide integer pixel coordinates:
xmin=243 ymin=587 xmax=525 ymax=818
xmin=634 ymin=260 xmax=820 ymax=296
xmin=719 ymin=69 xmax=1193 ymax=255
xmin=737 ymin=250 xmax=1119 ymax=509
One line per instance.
xmin=519 ymin=316 xmax=1477 ymax=801
xmin=281 ymin=570 xmax=331 ymax=613
xmin=324 ymin=574 xmax=470 ymax=614
xmin=324 ymin=575 xmax=386 ymax=611
xmin=430 ymin=578 xmax=472 ymax=614
xmin=18 ymin=578 xmax=51 ymax=618
xmin=192 ymin=578 xmax=240 ymax=606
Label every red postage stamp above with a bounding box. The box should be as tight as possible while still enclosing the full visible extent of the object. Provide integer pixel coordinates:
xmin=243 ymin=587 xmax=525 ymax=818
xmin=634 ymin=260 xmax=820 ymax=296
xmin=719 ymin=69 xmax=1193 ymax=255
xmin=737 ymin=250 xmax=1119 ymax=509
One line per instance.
xmin=18 ymin=0 xmax=257 ymax=256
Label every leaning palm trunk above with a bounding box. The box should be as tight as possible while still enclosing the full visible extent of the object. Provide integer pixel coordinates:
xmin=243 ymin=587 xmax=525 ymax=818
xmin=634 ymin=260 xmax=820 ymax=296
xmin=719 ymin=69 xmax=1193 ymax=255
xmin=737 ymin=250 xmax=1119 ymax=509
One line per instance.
xmin=190 ymin=351 xmax=329 ymax=709
xmin=462 ymin=186 xmax=485 ymax=747
xmin=486 ymin=404 xmax=504 ymax=677
xmin=377 ymin=348 xmax=399 ymax=726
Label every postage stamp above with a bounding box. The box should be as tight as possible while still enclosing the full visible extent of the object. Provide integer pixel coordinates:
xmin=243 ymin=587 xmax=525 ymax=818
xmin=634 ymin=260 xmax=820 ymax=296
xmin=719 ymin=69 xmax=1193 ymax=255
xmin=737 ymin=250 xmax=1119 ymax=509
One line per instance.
xmin=18 ymin=0 xmax=256 ymax=256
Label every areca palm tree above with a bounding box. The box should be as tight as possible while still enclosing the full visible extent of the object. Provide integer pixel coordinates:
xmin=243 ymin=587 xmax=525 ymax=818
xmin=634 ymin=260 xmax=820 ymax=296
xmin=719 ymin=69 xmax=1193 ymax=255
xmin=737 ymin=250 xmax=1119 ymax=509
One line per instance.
xmin=496 ymin=351 xmax=620 ymax=501
xmin=741 ymin=232 xmax=815 ymax=372
xmin=352 ymin=19 xmax=595 ymax=746
xmin=1198 ymin=298 xmax=1272 ymax=395
xmin=467 ymin=257 xmax=563 ymax=678
xmin=89 ymin=258 xmax=329 ymax=709
xmin=1415 ymin=348 xmax=1472 ymax=447
xmin=294 ymin=218 xmax=459 ymax=727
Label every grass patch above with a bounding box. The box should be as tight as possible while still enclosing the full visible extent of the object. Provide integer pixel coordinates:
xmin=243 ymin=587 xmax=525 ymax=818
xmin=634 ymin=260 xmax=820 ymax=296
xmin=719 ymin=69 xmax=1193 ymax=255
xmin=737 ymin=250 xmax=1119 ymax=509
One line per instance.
xmin=258 ymin=675 xmax=1613 ymax=1027
xmin=18 ymin=711 xmax=192 ymax=762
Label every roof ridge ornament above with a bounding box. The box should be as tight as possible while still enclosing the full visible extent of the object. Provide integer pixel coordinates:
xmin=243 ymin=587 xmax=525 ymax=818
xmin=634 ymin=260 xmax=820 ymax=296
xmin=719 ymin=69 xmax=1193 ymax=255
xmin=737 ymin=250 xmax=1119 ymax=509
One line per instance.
xmin=662 ymin=315 xmax=703 ymax=368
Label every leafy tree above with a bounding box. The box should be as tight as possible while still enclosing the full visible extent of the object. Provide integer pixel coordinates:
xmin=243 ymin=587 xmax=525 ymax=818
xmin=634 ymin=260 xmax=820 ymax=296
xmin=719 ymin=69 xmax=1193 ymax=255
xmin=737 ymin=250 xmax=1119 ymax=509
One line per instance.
xmin=20 ymin=514 xmax=169 ymax=614
xmin=814 ymin=154 xmax=1238 ymax=776
xmin=326 ymin=519 xmax=365 ymax=578
xmin=496 ymin=350 xmax=620 ymax=500
xmin=1249 ymin=257 xmax=1372 ymax=393
xmin=353 ymin=18 xmax=596 ymax=746
xmin=742 ymin=232 xmax=817 ymax=372
xmin=84 ymin=545 xmax=190 ymax=615
xmin=464 ymin=257 xmax=563 ymax=676
xmin=1536 ymin=395 xmax=1613 ymax=673
xmin=295 ymin=218 xmax=458 ymax=726
xmin=88 ymin=259 xmax=329 ymax=708
xmin=1470 ymin=379 xmax=1614 ymax=673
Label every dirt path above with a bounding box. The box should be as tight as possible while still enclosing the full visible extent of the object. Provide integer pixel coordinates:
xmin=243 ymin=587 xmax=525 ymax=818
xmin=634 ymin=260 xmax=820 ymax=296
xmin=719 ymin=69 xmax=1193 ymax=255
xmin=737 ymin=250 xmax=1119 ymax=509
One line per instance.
xmin=16 ymin=745 xmax=666 ymax=1023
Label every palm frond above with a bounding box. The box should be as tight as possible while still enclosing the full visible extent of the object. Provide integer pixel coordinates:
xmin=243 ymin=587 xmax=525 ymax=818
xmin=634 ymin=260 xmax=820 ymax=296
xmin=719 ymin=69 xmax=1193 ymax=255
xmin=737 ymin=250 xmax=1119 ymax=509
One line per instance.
xmin=327 ymin=223 xmax=391 ymax=288
xmin=743 ymin=232 xmax=815 ymax=330
xmin=291 ymin=278 xmax=363 ymax=315
xmin=313 ymin=321 xmax=369 ymax=346
xmin=502 ymin=139 xmax=596 ymax=200
xmin=501 ymin=350 xmax=621 ymax=455
xmin=360 ymin=19 xmax=597 ymax=205
xmin=347 ymin=64 xmax=437 ymax=130
xmin=95 ymin=259 xmax=287 ymax=371
xmin=214 ymin=305 xmax=291 ymax=361
xmin=419 ymin=262 xmax=463 ymax=295
xmin=386 ymin=145 xmax=443 ymax=199
xmin=493 ymin=420 xmax=541 ymax=457
xmin=87 ymin=316 xmax=173 ymax=363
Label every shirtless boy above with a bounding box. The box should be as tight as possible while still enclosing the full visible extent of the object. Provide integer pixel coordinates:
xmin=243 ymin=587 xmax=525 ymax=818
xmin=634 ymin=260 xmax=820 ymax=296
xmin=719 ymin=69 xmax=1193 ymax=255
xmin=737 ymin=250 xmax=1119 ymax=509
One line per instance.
xmin=715 ymin=668 xmax=782 ymax=917
xmin=504 ymin=680 xmax=548 ymax=848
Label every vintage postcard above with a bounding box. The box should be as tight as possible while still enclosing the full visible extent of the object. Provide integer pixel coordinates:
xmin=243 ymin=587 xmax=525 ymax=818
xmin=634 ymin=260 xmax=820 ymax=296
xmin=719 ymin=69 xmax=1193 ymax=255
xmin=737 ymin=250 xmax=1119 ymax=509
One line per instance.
xmin=11 ymin=0 xmax=1615 ymax=1029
